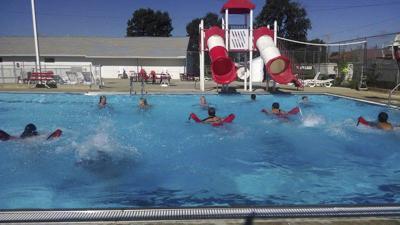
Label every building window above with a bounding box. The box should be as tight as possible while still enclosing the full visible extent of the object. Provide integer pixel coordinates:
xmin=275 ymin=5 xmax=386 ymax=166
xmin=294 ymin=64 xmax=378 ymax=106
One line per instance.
xmin=44 ymin=57 xmax=55 ymax=63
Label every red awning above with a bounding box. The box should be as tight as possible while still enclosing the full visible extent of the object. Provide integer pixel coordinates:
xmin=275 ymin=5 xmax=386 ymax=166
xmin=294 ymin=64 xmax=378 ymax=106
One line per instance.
xmin=221 ymin=0 xmax=256 ymax=14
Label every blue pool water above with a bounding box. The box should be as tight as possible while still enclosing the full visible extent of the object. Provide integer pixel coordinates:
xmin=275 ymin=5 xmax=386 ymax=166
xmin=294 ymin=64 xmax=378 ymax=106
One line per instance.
xmin=0 ymin=93 xmax=399 ymax=209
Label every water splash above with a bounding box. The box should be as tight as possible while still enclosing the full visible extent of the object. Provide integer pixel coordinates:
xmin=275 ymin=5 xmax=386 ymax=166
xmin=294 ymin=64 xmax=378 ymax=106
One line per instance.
xmin=301 ymin=113 xmax=326 ymax=127
xmin=74 ymin=122 xmax=138 ymax=164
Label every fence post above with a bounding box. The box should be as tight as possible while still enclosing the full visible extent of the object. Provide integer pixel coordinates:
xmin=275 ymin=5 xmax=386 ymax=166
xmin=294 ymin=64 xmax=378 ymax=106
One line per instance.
xmin=13 ymin=61 xmax=17 ymax=83
xmin=1 ymin=64 xmax=4 ymax=84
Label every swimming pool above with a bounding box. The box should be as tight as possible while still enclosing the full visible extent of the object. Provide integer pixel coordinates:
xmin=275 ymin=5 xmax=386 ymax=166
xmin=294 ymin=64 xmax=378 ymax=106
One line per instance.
xmin=0 ymin=93 xmax=399 ymax=210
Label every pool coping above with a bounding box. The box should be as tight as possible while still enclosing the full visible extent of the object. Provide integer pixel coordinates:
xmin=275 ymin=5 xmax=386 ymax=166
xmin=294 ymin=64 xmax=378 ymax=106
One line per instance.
xmin=1 ymin=205 xmax=400 ymax=223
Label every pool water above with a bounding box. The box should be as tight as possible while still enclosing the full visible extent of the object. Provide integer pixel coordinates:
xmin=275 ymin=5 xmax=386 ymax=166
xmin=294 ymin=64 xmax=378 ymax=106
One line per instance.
xmin=0 ymin=93 xmax=399 ymax=209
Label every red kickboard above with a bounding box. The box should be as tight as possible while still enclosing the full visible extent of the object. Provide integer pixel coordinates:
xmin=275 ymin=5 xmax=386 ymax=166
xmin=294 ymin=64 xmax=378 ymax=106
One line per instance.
xmin=0 ymin=130 xmax=12 ymax=141
xmin=357 ymin=117 xmax=371 ymax=127
xmin=212 ymin=114 xmax=236 ymax=127
xmin=189 ymin=113 xmax=202 ymax=123
xmin=47 ymin=129 xmax=63 ymax=140
xmin=223 ymin=114 xmax=235 ymax=123
xmin=287 ymin=107 xmax=300 ymax=115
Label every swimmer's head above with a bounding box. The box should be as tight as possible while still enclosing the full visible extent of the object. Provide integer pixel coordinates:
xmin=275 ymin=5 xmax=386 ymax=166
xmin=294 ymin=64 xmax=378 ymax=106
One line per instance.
xmin=251 ymin=94 xmax=256 ymax=100
xmin=272 ymin=102 xmax=280 ymax=109
xmin=99 ymin=95 xmax=107 ymax=104
xmin=139 ymin=98 xmax=148 ymax=106
xmin=200 ymin=96 xmax=207 ymax=104
xmin=378 ymin=112 xmax=388 ymax=123
xmin=20 ymin=123 xmax=38 ymax=138
xmin=208 ymin=107 xmax=216 ymax=116
xmin=302 ymin=96 xmax=308 ymax=102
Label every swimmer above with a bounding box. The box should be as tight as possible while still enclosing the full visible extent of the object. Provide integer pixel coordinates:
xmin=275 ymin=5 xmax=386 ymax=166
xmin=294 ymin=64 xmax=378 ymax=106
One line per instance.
xmin=138 ymin=97 xmax=150 ymax=109
xmin=0 ymin=124 xmax=62 ymax=142
xmin=98 ymin=95 xmax=107 ymax=108
xmin=377 ymin=112 xmax=393 ymax=130
xmin=202 ymin=107 xmax=222 ymax=124
xmin=261 ymin=102 xmax=300 ymax=118
xmin=301 ymin=96 xmax=309 ymax=104
xmin=1 ymin=123 xmax=39 ymax=141
xmin=358 ymin=112 xmax=393 ymax=131
xmin=200 ymin=96 xmax=208 ymax=107
xmin=261 ymin=102 xmax=286 ymax=115
xmin=20 ymin=123 xmax=39 ymax=139
xmin=251 ymin=94 xmax=256 ymax=101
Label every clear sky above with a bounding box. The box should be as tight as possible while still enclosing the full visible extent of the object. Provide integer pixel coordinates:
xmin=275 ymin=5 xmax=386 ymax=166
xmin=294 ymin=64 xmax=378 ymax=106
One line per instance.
xmin=0 ymin=0 xmax=399 ymax=42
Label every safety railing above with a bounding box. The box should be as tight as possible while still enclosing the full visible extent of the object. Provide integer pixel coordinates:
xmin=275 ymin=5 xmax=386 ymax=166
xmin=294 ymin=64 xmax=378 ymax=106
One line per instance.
xmin=229 ymin=29 xmax=249 ymax=50
xmin=388 ymin=82 xmax=400 ymax=106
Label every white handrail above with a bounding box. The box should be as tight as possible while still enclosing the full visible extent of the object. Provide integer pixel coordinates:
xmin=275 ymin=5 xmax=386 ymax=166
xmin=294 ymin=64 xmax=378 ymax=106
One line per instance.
xmin=388 ymin=82 xmax=400 ymax=106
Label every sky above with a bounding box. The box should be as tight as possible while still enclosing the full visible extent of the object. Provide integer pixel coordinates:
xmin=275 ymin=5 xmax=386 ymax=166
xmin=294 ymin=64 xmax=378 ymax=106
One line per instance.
xmin=0 ymin=0 xmax=399 ymax=43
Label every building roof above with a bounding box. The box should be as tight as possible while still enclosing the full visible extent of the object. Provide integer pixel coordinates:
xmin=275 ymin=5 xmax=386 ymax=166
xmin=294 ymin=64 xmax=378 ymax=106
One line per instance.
xmin=221 ymin=0 xmax=256 ymax=14
xmin=0 ymin=37 xmax=189 ymax=59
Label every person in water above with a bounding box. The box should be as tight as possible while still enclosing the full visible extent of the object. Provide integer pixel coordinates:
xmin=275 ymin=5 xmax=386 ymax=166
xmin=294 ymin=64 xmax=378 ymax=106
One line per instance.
xmin=200 ymin=96 xmax=208 ymax=107
xmin=0 ymin=124 xmax=62 ymax=142
xmin=251 ymin=94 xmax=256 ymax=101
xmin=138 ymin=97 xmax=150 ymax=109
xmin=20 ymin=123 xmax=39 ymax=138
xmin=98 ymin=95 xmax=107 ymax=108
xmin=202 ymin=107 xmax=222 ymax=124
xmin=262 ymin=102 xmax=285 ymax=115
xmin=377 ymin=112 xmax=393 ymax=130
xmin=0 ymin=123 xmax=39 ymax=141
xmin=359 ymin=112 xmax=393 ymax=131
xmin=301 ymin=96 xmax=309 ymax=104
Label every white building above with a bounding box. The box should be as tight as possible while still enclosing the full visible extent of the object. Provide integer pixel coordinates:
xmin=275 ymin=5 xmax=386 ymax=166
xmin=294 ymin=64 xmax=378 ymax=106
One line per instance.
xmin=0 ymin=36 xmax=188 ymax=82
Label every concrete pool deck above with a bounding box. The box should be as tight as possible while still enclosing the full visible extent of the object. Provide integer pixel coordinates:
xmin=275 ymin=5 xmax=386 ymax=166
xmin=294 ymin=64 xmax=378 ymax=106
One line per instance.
xmin=1 ymin=79 xmax=400 ymax=107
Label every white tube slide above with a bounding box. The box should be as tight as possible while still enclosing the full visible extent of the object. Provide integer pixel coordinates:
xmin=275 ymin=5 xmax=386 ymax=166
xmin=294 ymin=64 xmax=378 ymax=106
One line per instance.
xmin=204 ymin=26 xmax=237 ymax=85
xmin=253 ymin=27 xmax=301 ymax=86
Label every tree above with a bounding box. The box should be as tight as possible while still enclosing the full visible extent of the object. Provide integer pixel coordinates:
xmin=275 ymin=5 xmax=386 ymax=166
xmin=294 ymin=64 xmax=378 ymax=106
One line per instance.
xmin=186 ymin=13 xmax=221 ymax=51
xmin=185 ymin=13 xmax=221 ymax=75
xmin=255 ymin=0 xmax=311 ymax=49
xmin=127 ymin=8 xmax=173 ymax=37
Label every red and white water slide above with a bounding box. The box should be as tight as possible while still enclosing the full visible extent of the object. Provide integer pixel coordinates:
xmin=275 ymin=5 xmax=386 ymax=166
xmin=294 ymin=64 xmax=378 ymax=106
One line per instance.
xmin=204 ymin=26 xmax=237 ymax=84
xmin=204 ymin=25 xmax=301 ymax=87
xmin=253 ymin=27 xmax=302 ymax=87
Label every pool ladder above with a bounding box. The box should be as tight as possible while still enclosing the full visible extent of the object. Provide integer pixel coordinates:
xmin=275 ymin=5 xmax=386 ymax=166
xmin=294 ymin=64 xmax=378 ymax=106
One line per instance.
xmin=129 ymin=76 xmax=136 ymax=95
xmin=388 ymin=82 xmax=400 ymax=107
xmin=130 ymin=76 xmax=147 ymax=96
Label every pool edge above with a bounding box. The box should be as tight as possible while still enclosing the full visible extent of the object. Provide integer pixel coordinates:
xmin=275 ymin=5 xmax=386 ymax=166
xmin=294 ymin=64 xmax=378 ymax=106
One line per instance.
xmin=1 ymin=205 xmax=400 ymax=223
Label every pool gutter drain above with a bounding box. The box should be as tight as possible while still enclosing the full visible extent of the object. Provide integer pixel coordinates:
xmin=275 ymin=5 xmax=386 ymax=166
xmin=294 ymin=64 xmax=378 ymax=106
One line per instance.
xmin=1 ymin=206 xmax=400 ymax=222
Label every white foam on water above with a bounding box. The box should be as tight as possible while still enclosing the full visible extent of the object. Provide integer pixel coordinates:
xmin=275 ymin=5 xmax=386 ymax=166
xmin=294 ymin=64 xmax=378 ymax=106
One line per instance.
xmin=75 ymin=122 xmax=138 ymax=163
xmin=325 ymin=119 xmax=355 ymax=140
xmin=301 ymin=113 xmax=326 ymax=127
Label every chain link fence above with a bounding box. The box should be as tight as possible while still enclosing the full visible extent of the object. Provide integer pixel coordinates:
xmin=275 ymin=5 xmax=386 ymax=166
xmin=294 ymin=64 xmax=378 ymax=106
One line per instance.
xmin=186 ymin=32 xmax=399 ymax=89
xmin=277 ymin=32 xmax=400 ymax=89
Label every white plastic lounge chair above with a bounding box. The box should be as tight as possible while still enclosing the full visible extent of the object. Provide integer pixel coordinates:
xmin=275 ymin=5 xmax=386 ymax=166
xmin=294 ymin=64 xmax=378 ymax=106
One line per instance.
xmin=82 ymin=72 xmax=93 ymax=85
xmin=66 ymin=71 xmax=78 ymax=85
xmin=302 ymin=72 xmax=334 ymax=87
